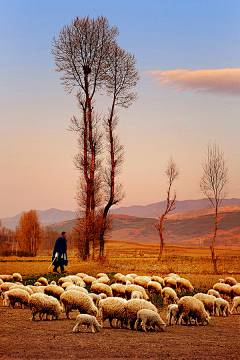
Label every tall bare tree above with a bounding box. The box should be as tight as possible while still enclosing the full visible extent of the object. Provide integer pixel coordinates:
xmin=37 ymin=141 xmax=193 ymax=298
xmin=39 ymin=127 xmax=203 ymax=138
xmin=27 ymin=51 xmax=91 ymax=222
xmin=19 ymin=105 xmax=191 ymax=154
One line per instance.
xmin=52 ymin=16 xmax=139 ymax=259
xmin=200 ymin=142 xmax=228 ymax=274
xmin=154 ymin=158 xmax=179 ymax=260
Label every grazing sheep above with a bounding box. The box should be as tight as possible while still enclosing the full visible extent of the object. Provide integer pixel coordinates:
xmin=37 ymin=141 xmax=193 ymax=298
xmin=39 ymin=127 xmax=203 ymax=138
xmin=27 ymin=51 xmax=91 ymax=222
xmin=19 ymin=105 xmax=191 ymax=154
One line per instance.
xmin=131 ymin=291 xmax=143 ymax=299
xmin=93 ymin=277 xmax=110 ymax=285
xmin=162 ymin=287 xmax=179 ymax=304
xmin=151 ymin=276 xmax=165 ymax=287
xmin=0 ymin=282 xmax=15 ymax=298
xmin=119 ymin=275 xmax=134 ymax=285
xmin=110 ymin=283 xmax=126 ymax=298
xmin=125 ymin=284 xmax=149 ymax=300
xmin=88 ymin=293 xmax=106 ymax=306
xmin=207 ymin=289 xmax=221 ymax=298
xmin=113 ymin=273 xmax=123 ymax=282
xmin=27 ymin=285 xmax=45 ymax=294
xmin=176 ymin=278 xmax=194 ymax=292
xmin=134 ymin=309 xmax=166 ymax=332
xmin=213 ymin=283 xmax=232 ymax=299
xmin=61 ymin=281 xmax=74 ymax=290
xmin=9 ymin=284 xmax=33 ymax=296
xmin=230 ymin=285 xmax=240 ymax=299
xmin=90 ymin=283 xmax=113 ymax=297
xmin=83 ymin=275 xmax=97 ymax=285
xmin=65 ymin=285 xmax=88 ymax=295
xmin=0 ymin=275 xmax=12 ymax=282
xmin=126 ymin=273 xmax=138 ymax=279
xmin=58 ymin=277 xmax=73 ymax=287
xmin=44 ymin=285 xmax=64 ymax=300
xmin=147 ymin=281 xmax=162 ymax=296
xmin=3 ymin=289 xmax=30 ymax=308
xmin=134 ymin=276 xmax=151 ymax=289
xmin=37 ymin=277 xmax=48 ymax=286
xmin=224 ymin=277 xmax=237 ymax=286
xmin=72 ymin=314 xmax=102 ymax=333
xmin=213 ymin=298 xmax=230 ymax=316
xmin=164 ymin=277 xmax=177 ymax=290
xmin=76 ymin=273 xmax=88 ymax=279
xmin=60 ymin=290 xmax=97 ymax=319
xmin=230 ymin=296 xmax=240 ymax=314
xmin=29 ymin=293 xmax=63 ymax=321
xmin=125 ymin=299 xmax=158 ymax=330
xmin=97 ymin=273 xmax=108 ymax=279
xmin=168 ymin=273 xmax=180 ymax=280
xmin=0 ymin=279 xmax=3 ymax=286
xmin=193 ymin=293 xmax=215 ymax=315
xmin=12 ymin=273 xmax=22 ymax=283
xmin=98 ymin=297 xmax=128 ymax=328
xmin=67 ymin=275 xmax=86 ymax=286
xmin=177 ymin=296 xmax=210 ymax=326
xmin=166 ymin=304 xmax=180 ymax=325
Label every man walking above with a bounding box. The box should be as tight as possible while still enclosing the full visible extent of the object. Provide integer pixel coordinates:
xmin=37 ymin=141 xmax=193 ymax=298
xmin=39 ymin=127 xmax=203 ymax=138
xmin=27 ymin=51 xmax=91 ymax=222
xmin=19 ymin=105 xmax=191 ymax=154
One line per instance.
xmin=52 ymin=231 xmax=68 ymax=273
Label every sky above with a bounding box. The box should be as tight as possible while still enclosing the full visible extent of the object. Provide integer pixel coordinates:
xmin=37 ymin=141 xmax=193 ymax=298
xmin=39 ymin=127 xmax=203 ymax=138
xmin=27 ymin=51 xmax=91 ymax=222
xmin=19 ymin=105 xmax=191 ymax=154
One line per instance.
xmin=1 ymin=0 xmax=240 ymax=218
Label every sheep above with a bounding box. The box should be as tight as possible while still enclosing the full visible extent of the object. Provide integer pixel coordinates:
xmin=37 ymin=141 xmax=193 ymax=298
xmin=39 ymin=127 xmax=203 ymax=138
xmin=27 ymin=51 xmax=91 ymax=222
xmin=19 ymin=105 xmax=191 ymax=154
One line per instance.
xmin=176 ymin=278 xmax=194 ymax=292
xmin=164 ymin=277 xmax=177 ymax=289
xmin=3 ymin=289 xmax=30 ymax=308
xmin=131 ymin=291 xmax=143 ymax=299
xmin=213 ymin=283 xmax=232 ymax=299
xmin=230 ymin=284 xmax=240 ymax=299
xmin=58 ymin=277 xmax=73 ymax=287
xmin=8 ymin=284 xmax=33 ymax=296
xmin=44 ymin=284 xmax=64 ymax=300
xmin=0 ymin=275 xmax=12 ymax=282
xmin=166 ymin=304 xmax=180 ymax=325
xmin=67 ymin=275 xmax=86 ymax=286
xmin=0 ymin=282 xmax=15 ymax=298
xmin=177 ymin=296 xmax=210 ymax=326
xmin=60 ymin=290 xmax=97 ymax=319
xmin=61 ymin=281 xmax=74 ymax=290
xmin=207 ymin=289 xmax=221 ymax=298
xmin=162 ymin=287 xmax=179 ymax=304
xmin=37 ymin=277 xmax=48 ymax=286
xmin=90 ymin=283 xmax=113 ymax=297
xmin=193 ymin=293 xmax=215 ymax=315
xmin=76 ymin=273 xmax=88 ymax=279
xmin=125 ymin=284 xmax=149 ymax=300
xmin=151 ymin=276 xmax=165 ymax=288
xmin=12 ymin=273 xmax=22 ymax=283
xmin=168 ymin=273 xmax=180 ymax=280
xmin=97 ymin=273 xmax=108 ymax=279
xmin=126 ymin=273 xmax=138 ymax=279
xmin=124 ymin=299 xmax=158 ymax=330
xmin=110 ymin=283 xmax=126 ymax=298
xmin=65 ymin=285 xmax=89 ymax=295
xmin=29 ymin=293 xmax=63 ymax=321
xmin=218 ymin=279 xmax=224 ymax=283
xmin=93 ymin=277 xmax=110 ymax=285
xmin=213 ymin=298 xmax=230 ymax=316
xmin=147 ymin=281 xmax=162 ymax=296
xmin=83 ymin=275 xmax=97 ymax=285
xmin=134 ymin=309 xmax=166 ymax=332
xmin=27 ymin=285 xmax=45 ymax=294
xmin=230 ymin=296 xmax=240 ymax=314
xmin=119 ymin=275 xmax=134 ymax=285
xmin=224 ymin=277 xmax=237 ymax=286
xmin=134 ymin=276 xmax=151 ymax=289
xmin=72 ymin=314 xmax=102 ymax=333
xmin=98 ymin=297 xmax=128 ymax=328
xmin=88 ymin=293 xmax=107 ymax=306
xmin=0 ymin=279 xmax=3 ymax=286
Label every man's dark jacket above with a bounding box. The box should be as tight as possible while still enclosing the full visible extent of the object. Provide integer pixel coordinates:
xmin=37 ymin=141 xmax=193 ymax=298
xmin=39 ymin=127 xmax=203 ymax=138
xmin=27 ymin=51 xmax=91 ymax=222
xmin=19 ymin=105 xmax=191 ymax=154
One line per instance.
xmin=52 ymin=236 xmax=68 ymax=266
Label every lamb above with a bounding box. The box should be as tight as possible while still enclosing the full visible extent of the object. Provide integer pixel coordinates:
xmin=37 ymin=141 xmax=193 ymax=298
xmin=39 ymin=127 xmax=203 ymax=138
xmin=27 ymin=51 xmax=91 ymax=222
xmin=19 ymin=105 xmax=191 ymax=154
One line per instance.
xmin=72 ymin=314 xmax=102 ymax=333
xmin=176 ymin=278 xmax=194 ymax=292
xmin=166 ymin=304 xmax=179 ymax=325
xmin=60 ymin=290 xmax=97 ymax=319
xmin=88 ymin=292 xmax=107 ymax=306
xmin=147 ymin=281 xmax=162 ymax=296
xmin=134 ymin=309 xmax=166 ymax=332
xmin=3 ymin=288 xmax=30 ymax=308
xmin=162 ymin=287 xmax=179 ymax=304
xmin=90 ymin=283 xmax=113 ymax=297
xmin=131 ymin=291 xmax=143 ymax=299
xmin=207 ymin=289 xmax=221 ymax=298
xmin=29 ymin=293 xmax=63 ymax=321
xmin=12 ymin=273 xmax=22 ymax=283
xmin=125 ymin=284 xmax=149 ymax=300
xmin=213 ymin=298 xmax=230 ymax=316
xmin=124 ymin=299 xmax=158 ymax=329
xmin=177 ymin=296 xmax=210 ymax=326
xmin=230 ymin=296 xmax=240 ymax=314
xmin=110 ymin=283 xmax=126 ymax=298
xmin=213 ymin=283 xmax=232 ymax=299
xmin=98 ymin=297 xmax=128 ymax=328
xmin=193 ymin=293 xmax=215 ymax=315
xmin=224 ymin=277 xmax=237 ymax=286
xmin=44 ymin=284 xmax=64 ymax=300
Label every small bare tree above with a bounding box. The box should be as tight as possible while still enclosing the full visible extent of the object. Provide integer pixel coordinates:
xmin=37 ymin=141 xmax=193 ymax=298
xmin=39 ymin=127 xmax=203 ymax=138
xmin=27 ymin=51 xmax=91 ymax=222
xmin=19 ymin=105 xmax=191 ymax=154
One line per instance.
xmin=154 ymin=158 xmax=179 ymax=260
xmin=200 ymin=142 xmax=228 ymax=274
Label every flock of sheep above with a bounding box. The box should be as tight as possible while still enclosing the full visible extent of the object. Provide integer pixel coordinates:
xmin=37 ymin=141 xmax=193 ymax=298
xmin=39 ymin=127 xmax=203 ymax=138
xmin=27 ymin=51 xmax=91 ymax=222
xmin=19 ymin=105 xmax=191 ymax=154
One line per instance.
xmin=0 ymin=271 xmax=239 ymax=333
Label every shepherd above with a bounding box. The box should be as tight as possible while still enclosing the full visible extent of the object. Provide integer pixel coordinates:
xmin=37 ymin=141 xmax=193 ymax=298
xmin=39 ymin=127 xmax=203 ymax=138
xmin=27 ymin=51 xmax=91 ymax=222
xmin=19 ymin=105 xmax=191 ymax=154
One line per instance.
xmin=52 ymin=231 xmax=68 ymax=274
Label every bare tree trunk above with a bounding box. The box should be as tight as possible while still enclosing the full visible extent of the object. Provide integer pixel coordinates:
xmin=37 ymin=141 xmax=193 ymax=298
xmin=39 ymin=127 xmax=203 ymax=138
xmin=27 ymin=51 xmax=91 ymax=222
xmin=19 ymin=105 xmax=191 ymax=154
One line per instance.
xmin=210 ymin=206 xmax=218 ymax=274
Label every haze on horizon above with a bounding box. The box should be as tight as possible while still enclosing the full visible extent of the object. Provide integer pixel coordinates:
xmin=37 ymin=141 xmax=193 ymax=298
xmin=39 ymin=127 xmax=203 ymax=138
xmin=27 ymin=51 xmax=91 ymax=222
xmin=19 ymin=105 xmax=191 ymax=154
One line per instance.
xmin=1 ymin=0 xmax=240 ymax=219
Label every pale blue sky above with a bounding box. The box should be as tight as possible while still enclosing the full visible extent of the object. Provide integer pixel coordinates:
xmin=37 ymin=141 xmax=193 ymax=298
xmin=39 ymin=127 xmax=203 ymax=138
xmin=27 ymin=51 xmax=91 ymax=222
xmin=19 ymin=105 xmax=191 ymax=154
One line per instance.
xmin=1 ymin=0 xmax=240 ymax=218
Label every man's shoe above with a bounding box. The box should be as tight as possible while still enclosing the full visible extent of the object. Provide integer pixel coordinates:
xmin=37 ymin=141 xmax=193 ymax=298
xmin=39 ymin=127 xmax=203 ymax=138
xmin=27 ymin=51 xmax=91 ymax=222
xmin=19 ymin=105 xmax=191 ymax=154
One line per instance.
xmin=61 ymin=271 xmax=67 ymax=274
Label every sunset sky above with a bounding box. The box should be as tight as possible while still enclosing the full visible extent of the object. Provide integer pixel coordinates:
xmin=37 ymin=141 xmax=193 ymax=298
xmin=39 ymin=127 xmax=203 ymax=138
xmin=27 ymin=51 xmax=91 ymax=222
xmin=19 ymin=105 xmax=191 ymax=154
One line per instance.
xmin=1 ymin=0 xmax=240 ymax=218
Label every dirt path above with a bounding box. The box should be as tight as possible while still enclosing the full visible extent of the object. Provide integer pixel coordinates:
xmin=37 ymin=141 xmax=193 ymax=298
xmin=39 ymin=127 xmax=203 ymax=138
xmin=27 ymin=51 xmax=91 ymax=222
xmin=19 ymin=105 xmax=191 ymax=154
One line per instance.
xmin=1 ymin=301 xmax=239 ymax=359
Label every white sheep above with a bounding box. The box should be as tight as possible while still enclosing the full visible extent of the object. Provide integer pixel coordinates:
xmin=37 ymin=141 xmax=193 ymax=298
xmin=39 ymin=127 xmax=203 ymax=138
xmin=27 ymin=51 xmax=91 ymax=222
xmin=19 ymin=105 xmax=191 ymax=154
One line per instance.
xmin=110 ymin=283 xmax=126 ymax=298
xmin=125 ymin=284 xmax=149 ymax=300
xmin=29 ymin=293 xmax=63 ymax=320
xmin=90 ymin=283 xmax=113 ymax=297
xmin=164 ymin=277 xmax=177 ymax=289
xmin=65 ymin=284 xmax=89 ymax=295
xmin=37 ymin=277 xmax=48 ymax=286
xmin=151 ymin=276 xmax=165 ymax=288
xmin=230 ymin=285 xmax=240 ymax=300
xmin=88 ymin=292 xmax=107 ymax=306
xmin=134 ymin=309 xmax=166 ymax=332
xmin=27 ymin=285 xmax=45 ymax=294
xmin=98 ymin=297 xmax=128 ymax=328
xmin=83 ymin=275 xmax=97 ymax=285
xmin=9 ymin=284 xmax=34 ymax=296
xmin=3 ymin=288 xmax=30 ymax=308
xmin=230 ymin=296 xmax=240 ymax=314
xmin=177 ymin=296 xmax=210 ymax=326
xmin=60 ymin=290 xmax=97 ymax=319
xmin=72 ymin=314 xmax=102 ymax=333
xmin=134 ymin=276 xmax=151 ymax=289
xmin=213 ymin=298 xmax=230 ymax=316
xmin=131 ymin=291 xmax=143 ymax=299
xmin=147 ymin=281 xmax=162 ymax=296
xmin=44 ymin=284 xmax=64 ymax=300
xmin=176 ymin=278 xmax=194 ymax=292
xmin=207 ymin=289 xmax=221 ymax=298
xmin=166 ymin=304 xmax=179 ymax=325
xmin=193 ymin=293 xmax=215 ymax=315
xmin=213 ymin=283 xmax=232 ymax=299
xmin=0 ymin=275 xmax=12 ymax=282
xmin=12 ymin=273 xmax=22 ymax=283
xmin=224 ymin=277 xmax=237 ymax=286
xmin=126 ymin=273 xmax=138 ymax=279
xmin=125 ymin=299 xmax=158 ymax=330
xmin=162 ymin=287 xmax=179 ymax=304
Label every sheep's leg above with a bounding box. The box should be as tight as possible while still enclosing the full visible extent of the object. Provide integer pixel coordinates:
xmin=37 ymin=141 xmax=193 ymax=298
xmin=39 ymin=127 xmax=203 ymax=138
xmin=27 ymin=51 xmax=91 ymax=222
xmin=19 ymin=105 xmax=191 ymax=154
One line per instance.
xmin=72 ymin=323 xmax=79 ymax=333
xmin=134 ymin=318 xmax=139 ymax=330
xmin=91 ymin=324 xmax=96 ymax=333
xmin=141 ymin=320 xmax=147 ymax=332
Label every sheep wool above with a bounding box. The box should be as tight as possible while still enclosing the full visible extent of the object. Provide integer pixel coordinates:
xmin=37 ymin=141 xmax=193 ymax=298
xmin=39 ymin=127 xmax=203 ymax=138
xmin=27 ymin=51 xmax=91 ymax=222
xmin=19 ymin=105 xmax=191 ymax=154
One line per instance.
xmin=162 ymin=287 xmax=179 ymax=304
xmin=125 ymin=284 xmax=149 ymax=300
xmin=0 ymin=275 xmax=12 ymax=282
xmin=151 ymin=276 xmax=165 ymax=288
xmin=110 ymin=283 xmax=127 ymax=298
xmin=177 ymin=296 xmax=210 ymax=326
xmin=224 ymin=277 xmax=237 ymax=286
xmin=176 ymin=278 xmax=194 ymax=292
xmin=207 ymin=289 xmax=221 ymax=298
xmin=37 ymin=277 xmax=48 ymax=286
xmin=44 ymin=285 xmax=64 ymax=300
xmin=166 ymin=304 xmax=179 ymax=325
xmin=193 ymin=293 xmax=215 ymax=315
xmin=213 ymin=298 xmax=230 ymax=316
xmin=60 ymin=290 xmax=97 ymax=319
xmin=230 ymin=296 xmax=240 ymax=314
xmin=4 ymin=288 xmax=30 ymax=308
xmin=147 ymin=281 xmax=162 ymax=296
xmin=98 ymin=297 xmax=128 ymax=328
xmin=213 ymin=283 xmax=232 ymax=298
xmin=12 ymin=273 xmax=22 ymax=283
xmin=230 ymin=285 xmax=240 ymax=299
xmin=134 ymin=276 xmax=151 ymax=289
xmin=125 ymin=299 xmax=158 ymax=329
xmin=73 ymin=314 xmax=102 ymax=333
xmin=131 ymin=291 xmax=143 ymax=299
xmin=29 ymin=293 xmax=63 ymax=321
xmin=90 ymin=283 xmax=113 ymax=297
xmin=134 ymin=309 xmax=166 ymax=332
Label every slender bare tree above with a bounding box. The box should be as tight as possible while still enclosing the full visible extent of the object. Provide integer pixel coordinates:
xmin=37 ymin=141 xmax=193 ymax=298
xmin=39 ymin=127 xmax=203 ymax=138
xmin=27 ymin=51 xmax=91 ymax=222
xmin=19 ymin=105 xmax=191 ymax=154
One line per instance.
xmin=154 ymin=158 xmax=179 ymax=261
xmin=199 ymin=142 xmax=228 ymax=274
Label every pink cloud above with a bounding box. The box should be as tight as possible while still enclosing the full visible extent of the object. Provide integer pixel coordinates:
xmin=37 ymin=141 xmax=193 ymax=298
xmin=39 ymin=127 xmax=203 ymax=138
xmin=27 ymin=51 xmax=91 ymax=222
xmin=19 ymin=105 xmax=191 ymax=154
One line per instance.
xmin=145 ymin=68 xmax=240 ymax=95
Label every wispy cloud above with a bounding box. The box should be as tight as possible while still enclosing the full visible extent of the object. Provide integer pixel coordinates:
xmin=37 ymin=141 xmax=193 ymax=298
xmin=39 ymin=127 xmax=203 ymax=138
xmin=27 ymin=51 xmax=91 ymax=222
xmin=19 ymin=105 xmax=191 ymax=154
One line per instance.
xmin=145 ymin=69 xmax=240 ymax=95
